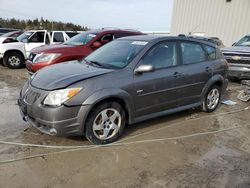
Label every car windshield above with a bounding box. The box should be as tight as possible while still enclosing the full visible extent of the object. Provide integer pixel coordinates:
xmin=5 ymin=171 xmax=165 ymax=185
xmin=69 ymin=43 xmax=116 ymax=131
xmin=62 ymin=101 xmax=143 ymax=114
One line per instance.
xmin=85 ymin=40 xmax=148 ymax=69
xmin=17 ymin=31 xmax=34 ymax=42
xmin=64 ymin=32 xmax=97 ymax=45
xmin=235 ymin=36 xmax=250 ymax=47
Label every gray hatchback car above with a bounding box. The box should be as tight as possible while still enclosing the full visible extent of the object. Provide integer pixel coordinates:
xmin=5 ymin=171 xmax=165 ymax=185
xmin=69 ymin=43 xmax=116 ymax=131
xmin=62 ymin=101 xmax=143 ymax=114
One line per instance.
xmin=18 ymin=35 xmax=228 ymax=144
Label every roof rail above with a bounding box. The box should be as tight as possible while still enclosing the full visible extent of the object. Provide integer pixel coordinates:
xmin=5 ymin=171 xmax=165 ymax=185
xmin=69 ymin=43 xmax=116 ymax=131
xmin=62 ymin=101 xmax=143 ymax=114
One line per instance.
xmin=101 ymin=27 xmax=120 ymax=30
xmin=178 ymin=34 xmax=186 ymax=37
xmin=101 ymin=27 xmax=141 ymax=32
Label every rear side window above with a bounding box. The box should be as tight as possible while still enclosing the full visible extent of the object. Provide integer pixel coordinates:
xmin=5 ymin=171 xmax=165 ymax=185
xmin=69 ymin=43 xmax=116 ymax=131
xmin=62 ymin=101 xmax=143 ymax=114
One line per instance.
xmin=180 ymin=42 xmax=206 ymax=64
xmin=114 ymin=33 xmax=131 ymax=39
xmin=204 ymin=45 xmax=216 ymax=60
xmin=53 ymin=32 xmax=64 ymax=42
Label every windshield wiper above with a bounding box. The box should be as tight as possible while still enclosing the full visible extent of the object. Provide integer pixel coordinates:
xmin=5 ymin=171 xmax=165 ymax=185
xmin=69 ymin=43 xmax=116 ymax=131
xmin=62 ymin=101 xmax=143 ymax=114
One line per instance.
xmin=89 ymin=61 xmax=103 ymax=67
xmin=84 ymin=59 xmax=106 ymax=68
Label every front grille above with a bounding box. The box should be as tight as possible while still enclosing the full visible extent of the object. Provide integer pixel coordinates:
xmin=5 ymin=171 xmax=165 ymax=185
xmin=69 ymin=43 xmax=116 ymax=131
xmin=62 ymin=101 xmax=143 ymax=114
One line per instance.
xmin=223 ymin=51 xmax=250 ymax=65
xmin=24 ymin=88 xmax=41 ymax=105
xmin=226 ymin=59 xmax=250 ymax=65
xmin=223 ymin=53 xmax=250 ymax=58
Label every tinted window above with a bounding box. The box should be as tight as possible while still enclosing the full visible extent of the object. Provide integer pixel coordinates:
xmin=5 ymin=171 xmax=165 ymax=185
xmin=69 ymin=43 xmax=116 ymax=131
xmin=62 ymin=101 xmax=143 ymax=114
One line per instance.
xmin=181 ymin=42 xmax=206 ymax=64
xmin=53 ymin=32 xmax=64 ymax=42
xmin=141 ymin=42 xmax=177 ymax=69
xmin=204 ymin=45 xmax=216 ymax=60
xmin=29 ymin=32 xmax=45 ymax=43
xmin=114 ymin=33 xmax=131 ymax=39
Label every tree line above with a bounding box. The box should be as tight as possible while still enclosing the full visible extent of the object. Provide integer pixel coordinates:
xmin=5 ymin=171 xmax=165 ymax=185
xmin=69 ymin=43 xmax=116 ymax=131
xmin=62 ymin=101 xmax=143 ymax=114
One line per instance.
xmin=0 ymin=17 xmax=88 ymax=31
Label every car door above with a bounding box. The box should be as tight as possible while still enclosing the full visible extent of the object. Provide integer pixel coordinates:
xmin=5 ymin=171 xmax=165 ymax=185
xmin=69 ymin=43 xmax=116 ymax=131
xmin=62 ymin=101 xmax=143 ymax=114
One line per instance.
xmin=25 ymin=31 xmax=46 ymax=56
xmin=133 ymin=40 xmax=183 ymax=117
xmin=176 ymin=41 xmax=213 ymax=105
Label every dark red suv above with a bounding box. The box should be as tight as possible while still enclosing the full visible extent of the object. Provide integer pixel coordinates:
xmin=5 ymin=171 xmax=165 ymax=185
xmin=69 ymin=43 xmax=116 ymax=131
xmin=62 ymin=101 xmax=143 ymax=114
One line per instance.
xmin=26 ymin=28 xmax=144 ymax=73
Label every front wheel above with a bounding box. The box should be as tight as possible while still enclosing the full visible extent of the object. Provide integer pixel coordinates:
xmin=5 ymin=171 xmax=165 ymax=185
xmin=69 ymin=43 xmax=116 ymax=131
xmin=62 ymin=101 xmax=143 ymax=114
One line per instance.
xmin=3 ymin=52 xmax=24 ymax=69
xmin=85 ymin=102 xmax=126 ymax=145
xmin=202 ymin=85 xmax=221 ymax=112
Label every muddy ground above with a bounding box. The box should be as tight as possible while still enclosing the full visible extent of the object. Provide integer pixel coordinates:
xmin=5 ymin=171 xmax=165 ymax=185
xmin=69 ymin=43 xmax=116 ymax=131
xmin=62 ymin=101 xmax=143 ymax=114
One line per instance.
xmin=0 ymin=66 xmax=249 ymax=188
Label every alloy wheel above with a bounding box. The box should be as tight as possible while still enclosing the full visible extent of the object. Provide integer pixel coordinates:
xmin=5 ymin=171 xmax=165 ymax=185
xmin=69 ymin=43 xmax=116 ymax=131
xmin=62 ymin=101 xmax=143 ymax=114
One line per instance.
xmin=92 ymin=108 xmax=122 ymax=140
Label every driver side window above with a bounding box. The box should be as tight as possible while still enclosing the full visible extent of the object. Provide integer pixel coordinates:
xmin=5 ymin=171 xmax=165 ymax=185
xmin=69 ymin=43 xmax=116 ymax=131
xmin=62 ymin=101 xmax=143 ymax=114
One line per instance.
xmin=140 ymin=41 xmax=177 ymax=69
xmin=29 ymin=32 xmax=45 ymax=43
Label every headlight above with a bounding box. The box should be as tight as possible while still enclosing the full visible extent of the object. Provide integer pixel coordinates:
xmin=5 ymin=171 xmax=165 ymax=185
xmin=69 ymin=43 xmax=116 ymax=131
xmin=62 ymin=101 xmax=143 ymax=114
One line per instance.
xmin=33 ymin=53 xmax=61 ymax=63
xmin=43 ymin=88 xmax=82 ymax=106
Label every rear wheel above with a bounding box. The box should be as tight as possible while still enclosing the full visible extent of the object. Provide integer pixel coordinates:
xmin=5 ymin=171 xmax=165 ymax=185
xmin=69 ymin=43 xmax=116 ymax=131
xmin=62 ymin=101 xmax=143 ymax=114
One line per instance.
xmin=3 ymin=52 xmax=24 ymax=69
xmin=85 ymin=102 xmax=126 ymax=145
xmin=202 ymin=85 xmax=221 ymax=112
xmin=0 ymin=59 xmax=4 ymax=66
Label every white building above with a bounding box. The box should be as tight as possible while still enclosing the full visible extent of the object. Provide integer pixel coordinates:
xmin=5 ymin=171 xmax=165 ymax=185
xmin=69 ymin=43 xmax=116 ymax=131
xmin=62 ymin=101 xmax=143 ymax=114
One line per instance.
xmin=171 ymin=0 xmax=250 ymax=46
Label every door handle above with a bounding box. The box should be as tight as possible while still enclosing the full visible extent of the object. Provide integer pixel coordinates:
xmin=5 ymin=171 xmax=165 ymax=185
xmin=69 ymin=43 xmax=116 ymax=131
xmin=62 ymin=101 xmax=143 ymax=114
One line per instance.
xmin=206 ymin=67 xmax=212 ymax=72
xmin=173 ymin=72 xmax=182 ymax=78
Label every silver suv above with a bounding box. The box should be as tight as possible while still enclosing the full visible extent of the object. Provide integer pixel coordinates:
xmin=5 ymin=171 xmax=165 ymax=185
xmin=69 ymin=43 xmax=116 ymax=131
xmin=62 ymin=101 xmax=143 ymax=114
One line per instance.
xmin=18 ymin=35 xmax=228 ymax=144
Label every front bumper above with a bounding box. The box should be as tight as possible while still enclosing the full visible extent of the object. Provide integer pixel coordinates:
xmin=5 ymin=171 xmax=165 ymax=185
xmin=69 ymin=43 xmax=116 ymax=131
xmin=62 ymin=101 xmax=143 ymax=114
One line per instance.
xmin=228 ymin=64 xmax=250 ymax=79
xmin=18 ymin=86 xmax=91 ymax=137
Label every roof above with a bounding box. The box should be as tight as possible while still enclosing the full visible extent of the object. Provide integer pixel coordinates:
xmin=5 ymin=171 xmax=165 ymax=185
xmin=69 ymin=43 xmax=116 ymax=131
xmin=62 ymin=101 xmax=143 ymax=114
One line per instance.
xmin=118 ymin=35 xmax=217 ymax=47
xmin=86 ymin=28 xmax=142 ymax=34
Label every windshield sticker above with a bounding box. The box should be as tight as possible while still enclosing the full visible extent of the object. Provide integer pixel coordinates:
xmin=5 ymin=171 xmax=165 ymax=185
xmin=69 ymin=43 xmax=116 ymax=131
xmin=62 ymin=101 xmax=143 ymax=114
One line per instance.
xmin=131 ymin=41 xmax=148 ymax=45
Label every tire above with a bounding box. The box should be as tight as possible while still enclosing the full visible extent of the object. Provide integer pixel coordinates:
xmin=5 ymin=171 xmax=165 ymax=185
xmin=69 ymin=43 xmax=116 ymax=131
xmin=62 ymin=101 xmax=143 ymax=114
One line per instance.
xmin=0 ymin=59 xmax=4 ymax=66
xmin=202 ymin=85 xmax=221 ymax=112
xmin=3 ymin=52 xmax=24 ymax=69
xmin=85 ymin=102 xmax=126 ymax=145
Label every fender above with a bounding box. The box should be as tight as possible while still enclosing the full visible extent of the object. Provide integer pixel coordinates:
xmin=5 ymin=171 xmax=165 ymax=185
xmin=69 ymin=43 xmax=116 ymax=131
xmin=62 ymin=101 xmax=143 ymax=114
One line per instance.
xmin=84 ymin=88 xmax=134 ymax=123
xmin=0 ymin=42 xmax=26 ymax=59
xmin=67 ymin=88 xmax=135 ymax=124
xmin=201 ymin=74 xmax=227 ymax=102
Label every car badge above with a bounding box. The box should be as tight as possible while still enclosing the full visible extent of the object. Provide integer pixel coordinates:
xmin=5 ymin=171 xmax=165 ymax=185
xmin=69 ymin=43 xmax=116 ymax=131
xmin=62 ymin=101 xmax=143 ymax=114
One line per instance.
xmin=232 ymin=56 xmax=241 ymax=61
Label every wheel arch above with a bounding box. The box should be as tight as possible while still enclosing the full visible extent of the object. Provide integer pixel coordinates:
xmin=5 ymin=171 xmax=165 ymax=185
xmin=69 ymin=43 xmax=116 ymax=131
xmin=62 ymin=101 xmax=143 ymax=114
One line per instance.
xmin=80 ymin=88 xmax=134 ymax=133
xmin=3 ymin=49 xmax=25 ymax=62
xmin=201 ymin=74 xmax=225 ymax=101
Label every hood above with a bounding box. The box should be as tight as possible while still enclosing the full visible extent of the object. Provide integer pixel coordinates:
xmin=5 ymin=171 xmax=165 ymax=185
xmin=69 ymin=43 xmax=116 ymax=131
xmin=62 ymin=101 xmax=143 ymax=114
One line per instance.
xmin=221 ymin=46 xmax=250 ymax=53
xmin=32 ymin=44 xmax=78 ymax=53
xmin=0 ymin=41 xmax=24 ymax=50
xmin=0 ymin=37 xmax=7 ymax=44
xmin=31 ymin=61 xmax=114 ymax=90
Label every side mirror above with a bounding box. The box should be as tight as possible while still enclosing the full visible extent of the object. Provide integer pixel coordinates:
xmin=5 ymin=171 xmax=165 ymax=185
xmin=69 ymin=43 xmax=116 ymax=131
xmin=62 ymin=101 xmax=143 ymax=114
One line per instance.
xmin=22 ymin=38 xmax=28 ymax=43
xmin=92 ymin=41 xmax=102 ymax=48
xmin=134 ymin=65 xmax=154 ymax=74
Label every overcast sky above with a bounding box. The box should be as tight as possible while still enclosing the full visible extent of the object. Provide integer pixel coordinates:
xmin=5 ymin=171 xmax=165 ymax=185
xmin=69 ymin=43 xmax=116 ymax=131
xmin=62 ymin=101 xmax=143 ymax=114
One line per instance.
xmin=0 ymin=0 xmax=173 ymax=31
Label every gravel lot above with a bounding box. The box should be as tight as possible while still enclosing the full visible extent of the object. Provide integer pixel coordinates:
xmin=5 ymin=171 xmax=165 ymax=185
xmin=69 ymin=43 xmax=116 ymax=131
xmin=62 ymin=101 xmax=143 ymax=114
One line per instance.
xmin=0 ymin=66 xmax=249 ymax=188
